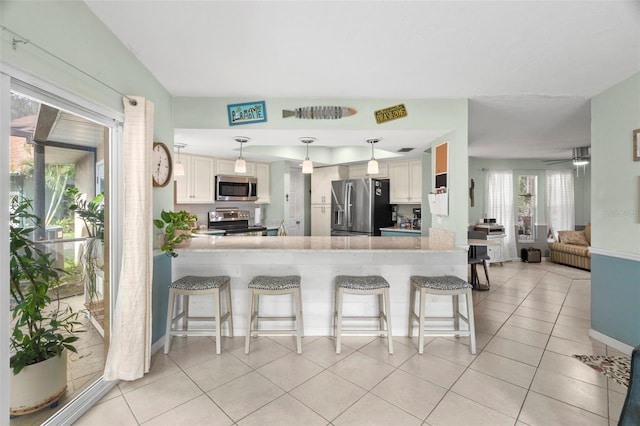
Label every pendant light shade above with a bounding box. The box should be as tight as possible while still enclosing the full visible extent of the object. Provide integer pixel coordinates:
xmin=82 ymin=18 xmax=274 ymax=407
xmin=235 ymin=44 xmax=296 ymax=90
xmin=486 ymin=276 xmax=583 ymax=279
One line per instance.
xmin=234 ymin=137 xmax=250 ymax=173
xmin=366 ymin=138 xmax=380 ymax=175
xmin=300 ymin=137 xmax=315 ymax=174
xmin=174 ymin=143 xmax=186 ymax=177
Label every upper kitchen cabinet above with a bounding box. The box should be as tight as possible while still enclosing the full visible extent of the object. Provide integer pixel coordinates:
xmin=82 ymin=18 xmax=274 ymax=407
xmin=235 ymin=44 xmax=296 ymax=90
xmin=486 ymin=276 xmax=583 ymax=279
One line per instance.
xmin=215 ymin=158 xmax=256 ymax=177
xmin=348 ymin=162 xmax=389 ymax=179
xmin=311 ymin=165 xmax=348 ymax=204
xmin=175 ymin=154 xmax=215 ymax=204
xmin=255 ymin=162 xmax=270 ymax=204
xmin=388 ymin=159 xmax=422 ymax=204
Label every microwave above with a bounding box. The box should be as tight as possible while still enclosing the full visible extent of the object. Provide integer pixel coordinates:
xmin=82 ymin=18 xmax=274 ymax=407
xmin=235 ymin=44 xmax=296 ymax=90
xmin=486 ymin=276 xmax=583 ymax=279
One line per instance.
xmin=215 ymin=175 xmax=258 ymax=201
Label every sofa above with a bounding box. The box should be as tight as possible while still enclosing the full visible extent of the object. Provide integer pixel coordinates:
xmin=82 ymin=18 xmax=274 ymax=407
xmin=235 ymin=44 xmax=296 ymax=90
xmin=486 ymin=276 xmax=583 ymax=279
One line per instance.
xmin=548 ymin=223 xmax=591 ymax=270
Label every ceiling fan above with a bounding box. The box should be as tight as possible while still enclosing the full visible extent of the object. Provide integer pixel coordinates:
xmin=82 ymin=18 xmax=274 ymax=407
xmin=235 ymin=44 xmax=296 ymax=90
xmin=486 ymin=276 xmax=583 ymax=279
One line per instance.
xmin=544 ymin=146 xmax=591 ymax=166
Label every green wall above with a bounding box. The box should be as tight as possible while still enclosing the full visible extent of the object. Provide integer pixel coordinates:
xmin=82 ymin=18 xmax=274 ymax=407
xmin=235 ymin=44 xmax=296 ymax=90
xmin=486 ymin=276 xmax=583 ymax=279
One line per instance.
xmin=590 ymin=72 xmax=640 ymax=348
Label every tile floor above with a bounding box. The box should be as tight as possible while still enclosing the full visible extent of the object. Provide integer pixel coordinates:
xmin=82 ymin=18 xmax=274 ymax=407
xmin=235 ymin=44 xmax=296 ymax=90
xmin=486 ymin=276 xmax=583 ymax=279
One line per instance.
xmin=75 ymin=260 xmax=628 ymax=426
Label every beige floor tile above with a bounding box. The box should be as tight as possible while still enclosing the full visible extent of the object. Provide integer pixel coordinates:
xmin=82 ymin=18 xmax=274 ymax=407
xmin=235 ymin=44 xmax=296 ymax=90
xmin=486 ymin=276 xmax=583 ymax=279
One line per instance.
xmin=474 ymin=317 xmax=505 ymax=335
xmin=485 ymin=293 xmax=526 ymax=305
xmin=256 ymin=351 xmax=323 ymax=391
xmin=537 ymin=350 xmax=607 ymax=387
xmin=230 ymin=337 xmax=291 ymax=369
xmin=207 ymin=371 xmax=284 ymax=421
xmin=142 ymin=394 xmax=233 ymax=426
xmin=300 ymin=336 xmax=355 ymax=368
xmin=73 ymin=395 xmax=138 ymax=426
xmin=519 ymin=298 xmax=562 ymax=314
xmin=123 ymin=372 xmax=203 ymax=423
xmin=563 ymin=294 xmax=591 ymax=309
xmin=484 ymin=336 xmax=544 ymax=367
xmin=333 ymin=393 xmax=423 ymax=426
xmin=452 ymin=369 xmax=528 ymax=418
xmin=559 ymin=305 xmax=590 ymax=320
xmin=469 ymin=351 xmax=536 ymax=388
xmin=238 ymin=394 xmax=328 ymax=426
xmin=545 ymin=336 xmax=606 ymax=357
xmin=519 ymin=391 xmax=608 ymax=426
xmin=478 ymin=299 xmax=519 ymax=314
xmin=555 ymin=313 xmax=590 ymax=329
xmin=426 ymin=391 xmax=516 ymax=426
xmin=443 ymin=330 xmax=493 ymax=350
xmin=371 ymin=369 xmax=447 ymax=420
xmin=608 ymin=377 xmax=629 ymax=395
xmin=119 ymin=352 xmax=181 ymax=394
xmin=608 ymin=389 xmax=626 ymax=422
xmin=359 ymin=336 xmax=416 ymax=367
xmin=513 ymin=306 xmax=558 ymax=323
xmin=496 ymin=324 xmax=550 ymax=348
xmin=338 ymin=335 xmax=378 ymax=350
xmin=399 ymin=353 xmax=466 ymax=389
xmin=474 ymin=307 xmax=512 ymax=323
xmin=167 ymin=336 xmax=221 ymax=370
xmin=267 ymin=335 xmax=320 ymax=352
xmin=530 ymin=368 xmax=609 ymax=417
xmin=290 ymin=370 xmax=366 ymax=421
xmin=328 ymin=351 xmax=394 ymax=390
xmin=551 ymin=323 xmax=595 ymax=345
xmin=183 ymin=351 xmax=252 ymax=392
xmin=506 ymin=314 xmax=554 ymax=334
xmin=423 ymin=338 xmax=477 ymax=366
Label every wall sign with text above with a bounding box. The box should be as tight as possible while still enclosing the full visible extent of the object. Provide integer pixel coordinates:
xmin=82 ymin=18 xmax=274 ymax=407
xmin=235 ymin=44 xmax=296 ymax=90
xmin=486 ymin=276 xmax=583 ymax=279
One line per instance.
xmin=227 ymin=101 xmax=267 ymax=126
xmin=375 ymin=103 xmax=407 ymax=124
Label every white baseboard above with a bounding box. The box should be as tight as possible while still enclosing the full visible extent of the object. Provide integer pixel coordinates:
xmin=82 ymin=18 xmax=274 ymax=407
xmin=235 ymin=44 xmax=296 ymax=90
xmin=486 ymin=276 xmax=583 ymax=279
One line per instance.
xmin=589 ymin=329 xmax=634 ymax=355
xmin=151 ymin=336 xmax=166 ymax=355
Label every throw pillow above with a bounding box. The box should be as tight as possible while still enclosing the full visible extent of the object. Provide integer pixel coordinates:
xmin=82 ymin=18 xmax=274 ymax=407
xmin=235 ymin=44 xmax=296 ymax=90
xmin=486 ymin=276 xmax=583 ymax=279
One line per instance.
xmin=585 ymin=222 xmax=591 ymax=245
xmin=558 ymin=230 xmax=589 ymax=246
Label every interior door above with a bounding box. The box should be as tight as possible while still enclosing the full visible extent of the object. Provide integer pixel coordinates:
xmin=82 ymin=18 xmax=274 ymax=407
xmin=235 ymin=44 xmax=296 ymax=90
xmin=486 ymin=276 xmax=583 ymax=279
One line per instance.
xmin=286 ymin=167 xmax=304 ymax=236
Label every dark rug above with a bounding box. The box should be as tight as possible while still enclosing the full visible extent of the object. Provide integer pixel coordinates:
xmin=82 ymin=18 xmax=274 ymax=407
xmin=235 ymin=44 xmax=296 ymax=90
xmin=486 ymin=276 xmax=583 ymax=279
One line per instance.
xmin=573 ymin=354 xmax=631 ymax=387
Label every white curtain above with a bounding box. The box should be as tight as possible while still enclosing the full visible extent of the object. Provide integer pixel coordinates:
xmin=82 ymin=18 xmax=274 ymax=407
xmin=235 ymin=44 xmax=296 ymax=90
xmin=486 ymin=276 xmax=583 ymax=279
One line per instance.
xmin=104 ymin=96 xmax=153 ymax=381
xmin=546 ymin=169 xmax=574 ymax=239
xmin=485 ymin=170 xmax=518 ymax=260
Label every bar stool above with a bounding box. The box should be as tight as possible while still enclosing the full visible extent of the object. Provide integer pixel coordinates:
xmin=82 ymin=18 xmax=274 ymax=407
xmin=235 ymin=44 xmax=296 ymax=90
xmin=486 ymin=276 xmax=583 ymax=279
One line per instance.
xmin=408 ymin=275 xmax=476 ymax=355
xmin=334 ymin=275 xmax=393 ymax=355
xmin=245 ymin=275 xmax=303 ymax=354
xmin=164 ymin=275 xmax=234 ymax=355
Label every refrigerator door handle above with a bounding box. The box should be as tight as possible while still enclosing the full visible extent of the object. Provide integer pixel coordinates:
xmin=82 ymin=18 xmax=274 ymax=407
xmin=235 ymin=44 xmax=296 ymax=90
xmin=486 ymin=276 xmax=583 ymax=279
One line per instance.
xmin=346 ymin=182 xmax=353 ymax=228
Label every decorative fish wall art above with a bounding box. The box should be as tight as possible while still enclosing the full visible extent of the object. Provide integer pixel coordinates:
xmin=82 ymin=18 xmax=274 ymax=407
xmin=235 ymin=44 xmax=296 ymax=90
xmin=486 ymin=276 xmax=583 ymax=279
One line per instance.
xmin=282 ymin=106 xmax=357 ymax=120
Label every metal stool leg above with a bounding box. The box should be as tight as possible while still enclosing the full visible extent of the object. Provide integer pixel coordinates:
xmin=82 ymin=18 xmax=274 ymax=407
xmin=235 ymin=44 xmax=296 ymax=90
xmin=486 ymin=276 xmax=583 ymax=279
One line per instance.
xmin=164 ymin=289 xmax=176 ymax=354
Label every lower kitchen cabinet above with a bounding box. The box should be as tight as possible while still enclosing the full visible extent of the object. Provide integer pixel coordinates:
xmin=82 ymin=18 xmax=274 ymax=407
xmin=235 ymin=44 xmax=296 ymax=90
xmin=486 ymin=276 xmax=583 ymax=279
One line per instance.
xmin=311 ymin=204 xmax=332 ymax=236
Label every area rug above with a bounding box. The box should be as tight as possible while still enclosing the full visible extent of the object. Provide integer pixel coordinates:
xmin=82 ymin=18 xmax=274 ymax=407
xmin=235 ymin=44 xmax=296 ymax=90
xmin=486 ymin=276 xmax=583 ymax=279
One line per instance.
xmin=573 ymin=354 xmax=631 ymax=388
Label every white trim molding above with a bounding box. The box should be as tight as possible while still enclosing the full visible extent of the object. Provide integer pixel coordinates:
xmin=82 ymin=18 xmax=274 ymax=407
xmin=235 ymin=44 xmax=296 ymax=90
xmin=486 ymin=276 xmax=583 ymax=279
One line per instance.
xmin=589 ymin=329 xmax=634 ymax=356
xmin=590 ymin=247 xmax=640 ymax=262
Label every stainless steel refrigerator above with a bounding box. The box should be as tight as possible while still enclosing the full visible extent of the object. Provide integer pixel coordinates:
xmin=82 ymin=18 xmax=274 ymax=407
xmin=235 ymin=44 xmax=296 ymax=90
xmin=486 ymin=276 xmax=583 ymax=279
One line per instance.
xmin=331 ymin=178 xmax=393 ymax=236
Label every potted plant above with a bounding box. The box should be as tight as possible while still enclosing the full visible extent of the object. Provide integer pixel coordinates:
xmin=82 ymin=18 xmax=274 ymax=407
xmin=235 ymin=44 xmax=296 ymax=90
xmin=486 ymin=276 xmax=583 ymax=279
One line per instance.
xmin=9 ymin=196 xmax=82 ymax=416
xmin=154 ymin=210 xmax=197 ymax=257
xmin=66 ymin=187 xmax=105 ymax=331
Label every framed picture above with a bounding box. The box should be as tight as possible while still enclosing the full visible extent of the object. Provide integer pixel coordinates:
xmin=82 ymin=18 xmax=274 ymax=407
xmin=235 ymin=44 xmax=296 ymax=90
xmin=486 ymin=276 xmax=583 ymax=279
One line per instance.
xmin=634 ymin=129 xmax=640 ymax=161
xmin=227 ymin=101 xmax=267 ymax=126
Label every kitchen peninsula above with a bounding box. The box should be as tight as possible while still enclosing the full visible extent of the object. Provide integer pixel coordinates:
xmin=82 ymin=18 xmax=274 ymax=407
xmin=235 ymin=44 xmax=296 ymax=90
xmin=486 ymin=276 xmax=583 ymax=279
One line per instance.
xmin=171 ymin=235 xmax=467 ymax=336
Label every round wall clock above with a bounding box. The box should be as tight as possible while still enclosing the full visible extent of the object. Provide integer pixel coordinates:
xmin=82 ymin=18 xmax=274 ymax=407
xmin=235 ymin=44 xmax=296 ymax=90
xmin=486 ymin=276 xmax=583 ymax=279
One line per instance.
xmin=152 ymin=142 xmax=173 ymax=187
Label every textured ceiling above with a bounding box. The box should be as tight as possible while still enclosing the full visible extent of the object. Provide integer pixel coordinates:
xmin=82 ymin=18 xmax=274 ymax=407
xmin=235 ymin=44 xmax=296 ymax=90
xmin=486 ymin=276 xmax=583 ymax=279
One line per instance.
xmin=85 ymin=0 xmax=640 ymax=162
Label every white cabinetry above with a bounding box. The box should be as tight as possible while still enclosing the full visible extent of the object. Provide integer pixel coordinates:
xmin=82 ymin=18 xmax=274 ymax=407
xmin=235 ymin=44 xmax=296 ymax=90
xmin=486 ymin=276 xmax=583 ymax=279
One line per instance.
xmin=215 ymin=158 xmax=256 ymax=177
xmin=311 ymin=205 xmax=332 ymax=236
xmin=487 ymin=233 xmax=506 ymax=264
xmin=348 ymin=162 xmax=389 ymax=179
xmin=311 ymin=166 xmax=347 ymax=235
xmin=311 ymin=166 xmax=348 ymax=204
xmin=175 ymin=154 xmax=215 ymax=204
xmin=255 ymin=162 xmax=270 ymax=204
xmin=388 ymin=159 xmax=422 ymax=204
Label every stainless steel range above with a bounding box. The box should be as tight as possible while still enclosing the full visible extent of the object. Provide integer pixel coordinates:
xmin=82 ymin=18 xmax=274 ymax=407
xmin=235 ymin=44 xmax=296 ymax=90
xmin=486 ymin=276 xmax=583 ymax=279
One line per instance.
xmin=208 ymin=208 xmax=267 ymax=236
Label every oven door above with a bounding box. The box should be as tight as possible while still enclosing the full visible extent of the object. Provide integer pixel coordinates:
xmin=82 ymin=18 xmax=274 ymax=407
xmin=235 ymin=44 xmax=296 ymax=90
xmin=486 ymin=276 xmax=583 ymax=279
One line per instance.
xmin=215 ymin=175 xmax=258 ymax=201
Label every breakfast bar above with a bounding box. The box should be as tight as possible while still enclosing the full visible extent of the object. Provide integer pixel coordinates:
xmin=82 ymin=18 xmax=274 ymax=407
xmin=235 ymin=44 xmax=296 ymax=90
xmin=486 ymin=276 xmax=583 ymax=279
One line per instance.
xmin=171 ymin=235 xmax=468 ymax=336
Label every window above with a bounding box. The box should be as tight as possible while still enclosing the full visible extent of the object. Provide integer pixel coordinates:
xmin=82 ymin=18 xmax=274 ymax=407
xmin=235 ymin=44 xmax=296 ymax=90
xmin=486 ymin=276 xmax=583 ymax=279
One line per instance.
xmin=517 ymin=175 xmax=537 ymax=241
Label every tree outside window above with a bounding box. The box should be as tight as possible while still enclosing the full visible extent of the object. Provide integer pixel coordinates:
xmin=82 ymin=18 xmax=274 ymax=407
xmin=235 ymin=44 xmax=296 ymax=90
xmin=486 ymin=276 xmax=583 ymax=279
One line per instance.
xmin=517 ymin=175 xmax=537 ymax=241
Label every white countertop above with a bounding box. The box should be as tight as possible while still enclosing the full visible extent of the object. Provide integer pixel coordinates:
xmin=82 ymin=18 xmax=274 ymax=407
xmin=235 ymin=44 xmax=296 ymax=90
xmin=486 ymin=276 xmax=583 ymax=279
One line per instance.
xmin=379 ymin=226 xmax=422 ymax=234
xmin=183 ymin=235 xmax=461 ymax=252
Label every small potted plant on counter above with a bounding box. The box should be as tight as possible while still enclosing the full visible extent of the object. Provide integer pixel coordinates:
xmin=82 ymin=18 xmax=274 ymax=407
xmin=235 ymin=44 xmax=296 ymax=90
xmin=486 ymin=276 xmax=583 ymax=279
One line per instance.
xmin=154 ymin=210 xmax=198 ymax=257
xmin=9 ymin=196 xmax=82 ymax=416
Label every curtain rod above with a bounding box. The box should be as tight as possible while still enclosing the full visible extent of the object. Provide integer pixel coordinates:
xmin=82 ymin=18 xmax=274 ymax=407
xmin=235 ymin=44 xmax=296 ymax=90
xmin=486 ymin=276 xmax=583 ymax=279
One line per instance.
xmin=1 ymin=25 xmax=137 ymax=106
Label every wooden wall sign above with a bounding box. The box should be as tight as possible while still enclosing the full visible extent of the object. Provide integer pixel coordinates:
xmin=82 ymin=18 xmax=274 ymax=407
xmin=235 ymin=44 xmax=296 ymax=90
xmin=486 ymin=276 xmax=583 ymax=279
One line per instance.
xmin=375 ymin=103 xmax=407 ymax=124
xmin=227 ymin=101 xmax=267 ymax=126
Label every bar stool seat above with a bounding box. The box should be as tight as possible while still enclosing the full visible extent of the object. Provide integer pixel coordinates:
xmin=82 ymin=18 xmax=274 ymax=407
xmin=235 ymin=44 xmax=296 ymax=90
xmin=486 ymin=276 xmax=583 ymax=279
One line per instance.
xmin=334 ymin=275 xmax=393 ymax=354
xmin=408 ymin=275 xmax=476 ymax=355
xmin=164 ymin=275 xmax=234 ymax=355
xmin=245 ymin=275 xmax=303 ymax=354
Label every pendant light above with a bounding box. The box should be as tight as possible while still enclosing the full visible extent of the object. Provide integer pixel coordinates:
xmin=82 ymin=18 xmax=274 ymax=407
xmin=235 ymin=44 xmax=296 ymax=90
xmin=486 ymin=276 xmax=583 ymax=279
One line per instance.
xmin=300 ymin=137 xmax=315 ymax=174
xmin=234 ymin=136 xmax=249 ymax=173
xmin=366 ymin=138 xmax=380 ymax=174
xmin=174 ymin=143 xmax=186 ymax=177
